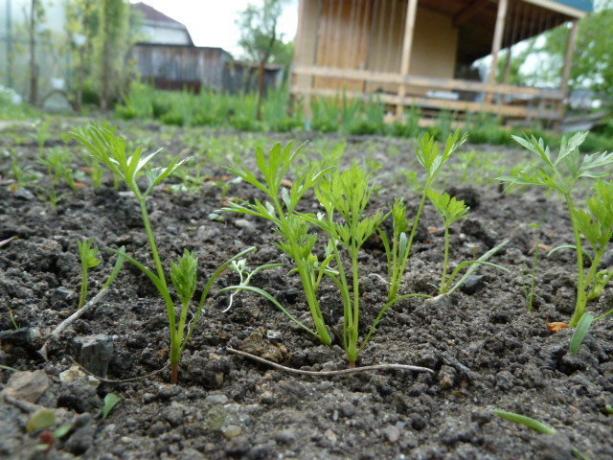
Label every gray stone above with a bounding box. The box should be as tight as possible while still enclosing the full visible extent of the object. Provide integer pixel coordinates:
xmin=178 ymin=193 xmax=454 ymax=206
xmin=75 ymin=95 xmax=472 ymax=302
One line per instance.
xmin=383 ymin=425 xmax=401 ymax=443
xmin=205 ymin=393 xmax=229 ymax=405
xmin=266 ymin=330 xmax=282 ymax=343
xmin=0 ymin=327 xmax=41 ymax=348
xmin=1 ymin=370 xmax=49 ymax=403
xmin=339 ymin=401 xmax=356 ymax=417
xmin=460 ymin=275 xmax=485 ymax=295
xmin=233 ymin=218 xmax=256 ymax=233
xmin=14 ymin=188 xmax=35 ymax=200
xmin=64 ymin=414 xmax=95 ymax=455
xmin=72 ymin=334 xmax=114 ymax=378
xmin=274 ymin=429 xmax=297 ymax=444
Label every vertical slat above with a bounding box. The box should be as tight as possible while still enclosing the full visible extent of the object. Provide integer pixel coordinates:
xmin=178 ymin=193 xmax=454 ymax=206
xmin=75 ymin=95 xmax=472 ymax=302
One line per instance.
xmin=396 ymin=0 xmax=418 ymax=118
xmin=486 ymin=0 xmax=509 ymax=104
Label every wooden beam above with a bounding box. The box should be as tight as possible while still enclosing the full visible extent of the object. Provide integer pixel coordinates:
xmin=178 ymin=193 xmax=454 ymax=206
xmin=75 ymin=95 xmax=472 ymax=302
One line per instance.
xmin=559 ymin=19 xmax=580 ymax=120
xmin=486 ymin=0 xmax=508 ymax=104
xmin=293 ymin=65 xmax=564 ymax=99
xmin=291 ymin=86 xmax=562 ymax=120
xmin=453 ymin=0 xmax=491 ymax=27
xmin=396 ymin=0 xmax=418 ymax=118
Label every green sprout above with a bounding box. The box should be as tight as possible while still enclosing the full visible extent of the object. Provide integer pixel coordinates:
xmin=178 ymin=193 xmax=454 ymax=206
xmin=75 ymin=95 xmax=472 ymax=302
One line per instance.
xmin=72 ymin=124 xmax=253 ymax=384
xmin=224 ymin=143 xmax=338 ymax=346
xmin=312 ymin=165 xmax=386 ymax=364
xmin=524 ymin=244 xmax=542 ymax=312
xmin=427 ymin=190 xmax=470 ymax=294
xmin=494 ymin=409 xmax=557 ymax=435
xmin=499 ymin=133 xmax=613 ymax=327
xmin=41 ymin=147 xmax=76 ymax=191
xmin=386 ymin=130 xmax=467 ymax=304
xmin=77 ymin=239 xmax=102 ymax=309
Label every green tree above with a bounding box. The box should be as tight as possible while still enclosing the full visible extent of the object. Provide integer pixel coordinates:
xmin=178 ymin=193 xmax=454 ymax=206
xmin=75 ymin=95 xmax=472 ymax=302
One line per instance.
xmin=543 ymin=0 xmax=613 ymax=97
xmin=97 ymin=0 xmax=130 ymax=110
xmin=509 ymin=1 xmax=613 ymax=97
xmin=65 ymin=0 xmax=100 ymax=110
xmin=237 ymin=0 xmax=287 ymax=119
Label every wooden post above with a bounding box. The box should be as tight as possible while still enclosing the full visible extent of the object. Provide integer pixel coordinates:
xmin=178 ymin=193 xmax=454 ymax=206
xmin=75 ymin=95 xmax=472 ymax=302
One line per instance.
xmin=559 ymin=19 xmax=579 ymax=121
xmin=485 ymin=0 xmax=508 ymax=105
xmin=396 ymin=0 xmax=418 ymax=119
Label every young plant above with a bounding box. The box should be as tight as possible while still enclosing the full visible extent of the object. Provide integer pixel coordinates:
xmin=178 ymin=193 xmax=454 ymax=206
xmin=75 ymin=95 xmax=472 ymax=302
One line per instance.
xmin=386 ymin=130 xmax=468 ymax=304
xmin=427 ymin=190 xmax=470 ymax=294
xmin=71 ymin=124 xmax=252 ymax=383
xmin=313 ymin=165 xmax=386 ymax=364
xmin=9 ymin=151 xmax=40 ymax=191
xmin=42 ymin=148 xmax=76 ymax=190
xmin=494 ymin=409 xmax=556 ymax=435
xmin=499 ymin=133 xmax=613 ymax=326
xmin=224 ymin=143 xmax=338 ymax=346
xmin=77 ymin=239 xmax=102 ymax=309
xmin=524 ymin=244 xmax=542 ymax=312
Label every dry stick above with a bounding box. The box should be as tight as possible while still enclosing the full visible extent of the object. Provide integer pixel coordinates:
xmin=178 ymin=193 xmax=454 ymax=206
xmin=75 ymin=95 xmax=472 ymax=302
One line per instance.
xmin=0 ymin=235 xmax=17 ymax=248
xmin=69 ymin=357 xmax=169 ymax=384
xmin=38 ymin=287 xmax=110 ymax=361
xmin=3 ymin=394 xmax=41 ymax=413
xmin=226 ymin=347 xmax=433 ymax=375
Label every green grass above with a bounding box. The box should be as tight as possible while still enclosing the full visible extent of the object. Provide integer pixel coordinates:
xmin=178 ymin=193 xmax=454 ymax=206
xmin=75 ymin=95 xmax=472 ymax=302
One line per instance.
xmin=114 ymin=84 xmax=613 ymax=153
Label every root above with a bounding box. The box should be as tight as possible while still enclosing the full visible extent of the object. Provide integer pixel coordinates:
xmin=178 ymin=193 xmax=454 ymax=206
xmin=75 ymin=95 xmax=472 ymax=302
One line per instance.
xmin=226 ymin=347 xmax=433 ymax=376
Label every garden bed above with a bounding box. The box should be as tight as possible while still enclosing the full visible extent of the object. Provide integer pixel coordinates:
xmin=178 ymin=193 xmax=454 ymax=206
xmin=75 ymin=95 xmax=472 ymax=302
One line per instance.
xmin=1 ymin=120 xmax=611 ymax=459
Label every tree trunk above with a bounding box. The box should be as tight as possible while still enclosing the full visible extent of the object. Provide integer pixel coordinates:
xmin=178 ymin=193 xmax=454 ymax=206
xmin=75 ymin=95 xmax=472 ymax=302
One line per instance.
xmin=255 ymin=23 xmax=277 ymax=121
xmin=28 ymin=0 xmax=38 ymax=106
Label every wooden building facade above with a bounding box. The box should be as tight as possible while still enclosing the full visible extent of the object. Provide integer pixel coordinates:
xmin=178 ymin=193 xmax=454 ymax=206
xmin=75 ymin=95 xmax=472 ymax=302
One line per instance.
xmin=292 ymin=0 xmax=593 ymax=124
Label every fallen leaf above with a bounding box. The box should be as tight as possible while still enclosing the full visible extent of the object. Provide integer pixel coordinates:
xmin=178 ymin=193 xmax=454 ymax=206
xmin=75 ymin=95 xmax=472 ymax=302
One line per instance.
xmin=26 ymin=408 xmax=55 ymax=433
xmin=547 ymin=322 xmax=569 ymax=333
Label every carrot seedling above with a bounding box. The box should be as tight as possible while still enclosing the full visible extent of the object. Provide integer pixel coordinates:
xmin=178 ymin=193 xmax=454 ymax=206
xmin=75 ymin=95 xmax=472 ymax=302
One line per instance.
xmin=427 ymin=190 xmax=470 ymax=294
xmin=313 ymin=165 xmax=386 ymax=364
xmin=224 ymin=143 xmax=338 ymax=346
xmin=386 ymin=130 xmax=468 ymax=305
xmin=499 ymin=133 xmax=613 ymax=327
xmin=72 ymin=124 xmax=253 ymax=383
xmin=427 ymin=189 xmax=508 ymax=294
xmin=77 ymin=239 xmax=102 ymax=309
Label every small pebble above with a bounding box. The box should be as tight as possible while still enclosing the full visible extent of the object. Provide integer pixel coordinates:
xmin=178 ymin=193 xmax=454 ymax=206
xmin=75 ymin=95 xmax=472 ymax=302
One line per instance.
xmin=221 ymin=424 xmax=242 ymax=439
xmin=383 ymin=425 xmax=401 ymax=443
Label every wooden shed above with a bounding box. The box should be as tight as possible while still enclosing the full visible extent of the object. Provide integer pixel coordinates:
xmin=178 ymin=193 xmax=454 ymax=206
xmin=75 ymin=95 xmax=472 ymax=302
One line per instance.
xmin=292 ymin=0 xmax=593 ymax=124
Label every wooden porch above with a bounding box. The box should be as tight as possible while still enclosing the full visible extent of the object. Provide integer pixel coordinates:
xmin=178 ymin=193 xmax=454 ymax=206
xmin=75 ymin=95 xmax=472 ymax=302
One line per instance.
xmin=291 ymin=0 xmax=589 ymax=125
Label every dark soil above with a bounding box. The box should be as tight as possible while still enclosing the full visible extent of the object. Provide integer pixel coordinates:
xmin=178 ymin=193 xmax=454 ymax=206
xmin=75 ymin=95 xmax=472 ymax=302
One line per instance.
xmin=1 ymin=121 xmax=611 ymax=459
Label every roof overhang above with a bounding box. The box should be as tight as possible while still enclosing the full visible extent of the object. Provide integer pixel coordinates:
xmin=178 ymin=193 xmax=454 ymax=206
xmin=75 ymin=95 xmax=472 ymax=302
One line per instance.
xmin=523 ymin=0 xmax=591 ymax=18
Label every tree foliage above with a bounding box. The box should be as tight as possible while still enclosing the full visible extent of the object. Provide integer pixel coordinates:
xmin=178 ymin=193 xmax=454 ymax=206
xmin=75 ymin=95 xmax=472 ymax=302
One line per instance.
xmin=508 ymin=1 xmax=613 ymax=96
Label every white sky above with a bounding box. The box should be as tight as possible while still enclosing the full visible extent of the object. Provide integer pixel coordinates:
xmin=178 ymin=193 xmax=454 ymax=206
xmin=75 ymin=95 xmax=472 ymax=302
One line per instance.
xmin=132 ymin=0 xmax=298 ymax=57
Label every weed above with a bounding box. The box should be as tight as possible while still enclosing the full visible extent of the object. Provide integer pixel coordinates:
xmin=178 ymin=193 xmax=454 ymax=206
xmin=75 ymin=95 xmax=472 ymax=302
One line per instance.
xmin=499 ymin=132 xmax=613 ymax=326
xmin=72 ymin=124 xmax=253 ymax=383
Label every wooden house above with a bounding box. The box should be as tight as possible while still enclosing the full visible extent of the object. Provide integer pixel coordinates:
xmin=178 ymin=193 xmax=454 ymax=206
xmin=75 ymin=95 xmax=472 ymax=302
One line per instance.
xmin=292 ymin=0 xmax=593 ymax=125
xmin=130 ymin=3 xmax=283 ymax=94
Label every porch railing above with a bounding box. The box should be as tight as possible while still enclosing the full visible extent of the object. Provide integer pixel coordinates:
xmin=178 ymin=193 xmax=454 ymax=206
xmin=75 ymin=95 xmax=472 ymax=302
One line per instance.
xmin=292 ymin=65 xmax=564 ymax=122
